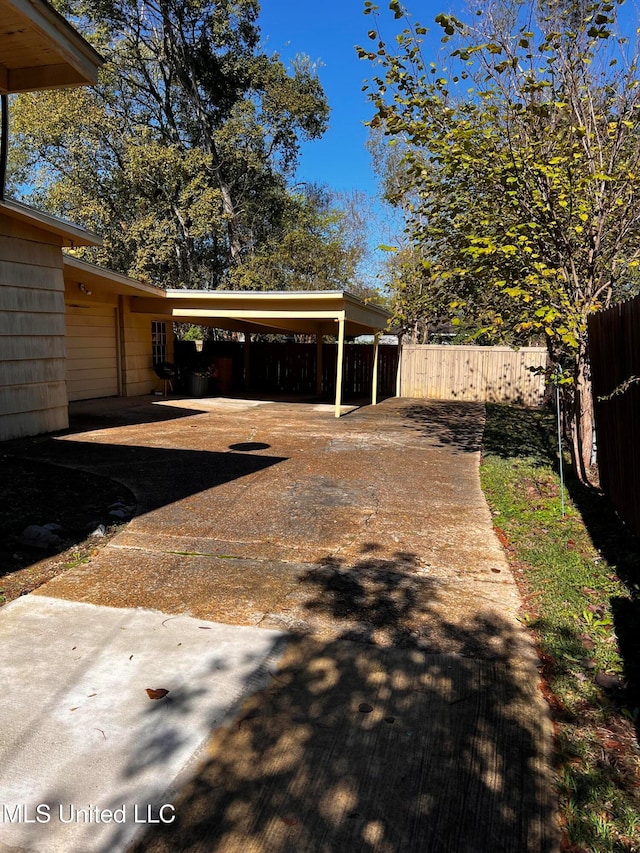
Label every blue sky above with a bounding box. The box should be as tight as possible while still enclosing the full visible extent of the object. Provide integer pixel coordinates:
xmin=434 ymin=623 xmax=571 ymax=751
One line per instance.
xmin=258 ymin=0 xmax=640 ymax=201
xmin=258 ymin=1 xmax=443 ymax=198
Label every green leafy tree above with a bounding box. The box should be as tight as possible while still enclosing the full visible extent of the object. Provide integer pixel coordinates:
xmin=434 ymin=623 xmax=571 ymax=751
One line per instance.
xmin=360 ymin=0 xmax=640 ymax=482
xmin=229 ymin=184 xmax=368 ymax=291
xmin=10 ymin=0 xmax=329 ymax=289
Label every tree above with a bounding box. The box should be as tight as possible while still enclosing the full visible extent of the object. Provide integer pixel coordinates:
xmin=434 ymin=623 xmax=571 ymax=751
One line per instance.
xmin=360 ymin=0 xmax=640 ymax=482
xmin=9 ymin=0 xmax=329 ymax=289
xmin=228 ymin=184 xmax=366 ymax=291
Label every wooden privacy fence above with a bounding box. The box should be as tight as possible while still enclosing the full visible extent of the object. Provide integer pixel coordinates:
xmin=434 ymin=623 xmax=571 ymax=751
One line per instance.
xmin=588 ymin=298 xmax=640 ymax=537
xmin=173 ymin=340 xmax=399 ymax=399
xmin=399 ymin=345 xmax=548 ymax=406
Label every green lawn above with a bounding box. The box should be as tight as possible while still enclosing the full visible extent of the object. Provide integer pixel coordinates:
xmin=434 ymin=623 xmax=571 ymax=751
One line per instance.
xmin=480 ymin=404 xmax=640 ymax=853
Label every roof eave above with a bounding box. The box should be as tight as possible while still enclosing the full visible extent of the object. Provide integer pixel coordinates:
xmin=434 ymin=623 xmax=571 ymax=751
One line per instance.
xmin=0 ymin=199 xmax=101 ymax=246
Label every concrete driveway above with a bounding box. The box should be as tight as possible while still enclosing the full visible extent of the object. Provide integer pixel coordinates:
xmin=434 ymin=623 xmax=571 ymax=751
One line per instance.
xmin=0 ymin=396 xmax=559 ymax=852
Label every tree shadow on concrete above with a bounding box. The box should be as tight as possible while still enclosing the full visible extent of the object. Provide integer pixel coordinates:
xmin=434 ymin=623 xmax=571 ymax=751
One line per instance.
xmin=124 ymin=549 xmax=557 ymax=853
xmin=4 ymin=549 xmax=557 ymax=853
xmin=400 ymin=401 xmax=485 ymax=454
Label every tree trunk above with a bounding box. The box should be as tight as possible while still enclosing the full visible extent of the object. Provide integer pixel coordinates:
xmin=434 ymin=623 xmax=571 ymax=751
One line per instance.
xmin=565 ymin=342 xmax=595 ymax=485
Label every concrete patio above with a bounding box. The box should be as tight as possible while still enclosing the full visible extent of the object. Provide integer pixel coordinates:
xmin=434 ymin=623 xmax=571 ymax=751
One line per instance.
xmin=0 ymin=396 xmax=559 ymax=852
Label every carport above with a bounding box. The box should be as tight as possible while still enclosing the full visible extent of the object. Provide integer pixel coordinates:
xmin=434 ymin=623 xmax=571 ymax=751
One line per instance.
xmin=131 ymin=289 xmax=392 ymax=417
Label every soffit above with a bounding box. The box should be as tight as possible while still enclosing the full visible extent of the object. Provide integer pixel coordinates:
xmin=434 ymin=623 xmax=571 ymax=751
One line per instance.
xmin=0 ymin=0 xmax=103 ymax=94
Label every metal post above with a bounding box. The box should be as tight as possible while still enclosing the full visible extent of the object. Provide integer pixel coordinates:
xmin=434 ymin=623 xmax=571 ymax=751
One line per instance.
xmin=395 ymin=333 xmax=403 ymax=398
xmin=316 ymin=328 xmax=323 ymax=396
xmin=243 ymin=333 xmax=251 ymax=392
xmin=0 ymin=95 xmax=8 ymax=201
xmin=556 ymin=381 xmax=566 ymax=518
xmin=372 ymin=332 xmax=380 ymax=406
xmin=335 ymin=313 xmax=345 ymax=418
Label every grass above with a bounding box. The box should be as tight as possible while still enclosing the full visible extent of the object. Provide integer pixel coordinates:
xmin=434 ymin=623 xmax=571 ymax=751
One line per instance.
xmin=480 ymin=404 xmax=640 ymax=853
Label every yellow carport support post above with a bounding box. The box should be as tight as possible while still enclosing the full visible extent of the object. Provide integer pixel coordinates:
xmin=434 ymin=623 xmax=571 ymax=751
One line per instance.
xmin=243 ymin=333 xmax=251 ymax=391
xmin=334 ymin=312 xmax=345 ymax=418
xmin=396 ymin=332 xmax=403 ymax=398
xmin=316 ymin=328 xmax=323 ymax=396
xmin=372 ymin=331 xmax=380 ymax=406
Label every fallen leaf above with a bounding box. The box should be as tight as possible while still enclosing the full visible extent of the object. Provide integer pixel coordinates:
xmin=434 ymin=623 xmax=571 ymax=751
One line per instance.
xmin=493 ymin=527 xmax=509 ymax=548
xmin=579 ymin=633 xmax=596 ymax=650
xmin=281 ymin=817 xmax=298 ymax=826
xmin=237 ymin=709 xmax=261 ymax=728
xmin=595 ymin=672 xmax=624 ymax=691
xmin=146 ymin=688 xmax=170 ymax=700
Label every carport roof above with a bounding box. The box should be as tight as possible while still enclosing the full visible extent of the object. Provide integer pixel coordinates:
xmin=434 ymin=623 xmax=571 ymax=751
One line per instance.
xmin=132 ymin=289 xmax=392 ymax=337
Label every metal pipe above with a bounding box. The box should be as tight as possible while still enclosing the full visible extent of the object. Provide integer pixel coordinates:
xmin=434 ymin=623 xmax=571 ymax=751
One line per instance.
xmin=556 ymin=380 xmax=566 ymax=517
xmin=0 ymin=94 xmax=8 ymax=200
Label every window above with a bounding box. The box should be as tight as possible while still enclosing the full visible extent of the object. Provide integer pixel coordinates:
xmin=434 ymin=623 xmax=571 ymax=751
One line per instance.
xmin=152 ymin=320 xmax=168 ymax=365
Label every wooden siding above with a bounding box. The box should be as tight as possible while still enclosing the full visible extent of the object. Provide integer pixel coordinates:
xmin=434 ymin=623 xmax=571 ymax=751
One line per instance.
xmin=0 ymin=219 xmax=68 ymax=441
xmin=65 ymin=304 xmax=118 ymax=401
xmin=399 ymin=345 xmax=548 ymax=406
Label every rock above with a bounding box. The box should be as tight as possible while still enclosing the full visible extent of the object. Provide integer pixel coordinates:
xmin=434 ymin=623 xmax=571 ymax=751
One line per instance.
xmin=108 ymin=503 xmax=134 ymax=519
xmin=19 ymin=525 xmax=63 ymax=549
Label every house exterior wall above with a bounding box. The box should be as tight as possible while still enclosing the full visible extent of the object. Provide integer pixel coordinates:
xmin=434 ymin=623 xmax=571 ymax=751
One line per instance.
xmin=120 ymin=298 xmax=173 ymax=396
xmin=62 ymin=288 xmax=173 ymax=400
xmin=0 ymin=216 xmax=68 ymax=440
xmin=65 ymin=300 xmax=119 ymax=401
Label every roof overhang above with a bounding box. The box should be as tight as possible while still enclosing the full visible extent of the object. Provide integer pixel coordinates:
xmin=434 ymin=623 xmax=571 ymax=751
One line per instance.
xmin=0 ymin=0 xmax=104 ymax=93
xmin=63 ymin=255 xmax=166 ymax=298
xmin=130 ymin=289 xmax=391 ymax=337
xmin=0 ymin=198 xmax=101 ymax=246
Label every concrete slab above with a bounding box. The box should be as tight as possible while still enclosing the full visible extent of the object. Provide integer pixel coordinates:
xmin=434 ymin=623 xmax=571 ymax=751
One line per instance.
xmin=1 ymin=397 xmax=560 ymax=851
xmin=129 ymin=637 xmax=557 ymax=853
xmin=0 ymin=596 xmax=286 ymax=853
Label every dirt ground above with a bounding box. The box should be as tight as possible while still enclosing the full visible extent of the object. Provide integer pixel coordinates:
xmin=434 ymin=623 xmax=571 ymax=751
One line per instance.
xmin=0 ymin=454 xmax=135 ymax=603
